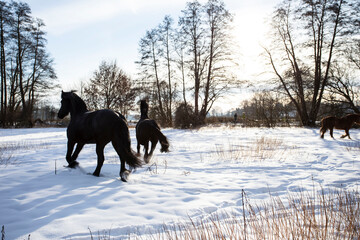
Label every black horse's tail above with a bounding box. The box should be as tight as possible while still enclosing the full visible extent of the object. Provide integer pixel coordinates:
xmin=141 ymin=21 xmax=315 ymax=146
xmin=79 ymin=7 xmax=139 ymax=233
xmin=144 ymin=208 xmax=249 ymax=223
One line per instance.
xmin=154 ymin=128 xmax=169 ymax=153
xmin=117 ymin=121 xmax=143 ymax=168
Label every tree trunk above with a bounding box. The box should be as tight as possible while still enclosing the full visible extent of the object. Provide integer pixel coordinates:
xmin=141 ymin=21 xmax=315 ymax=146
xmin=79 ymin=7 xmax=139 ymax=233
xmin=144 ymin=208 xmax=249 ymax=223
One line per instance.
xmin=0 ymin=17 xmax=6 ymax=127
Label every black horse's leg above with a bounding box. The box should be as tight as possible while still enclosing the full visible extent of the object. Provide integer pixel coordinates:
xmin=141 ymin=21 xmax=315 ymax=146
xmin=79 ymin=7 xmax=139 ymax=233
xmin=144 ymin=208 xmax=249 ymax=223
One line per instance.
xmin=330 ymin=128 xmax=334 ymax=138
xmin=70 ymin=143 xmax=84 ymax=164
xmin=341 ymin=129 xmax=351 ymax=139
xmin=320 ymin=127 xmax=326 ymax=138
xmin=66 ymin=141 xmax=78 ymax=168
xmin=148 ymin=140 xmax=157 ymax=160
xmin=119 ymin=158 xmax=130 ymax=182
xmin=111 ymin=139 xmax=130 ymax=182
xmin=93 ymin=143 xmax=105 ymax=177
xmin=136 ymin=142 xmax=141 ymax=156
xmin=144 ymin=141 xmax=150 ymax=163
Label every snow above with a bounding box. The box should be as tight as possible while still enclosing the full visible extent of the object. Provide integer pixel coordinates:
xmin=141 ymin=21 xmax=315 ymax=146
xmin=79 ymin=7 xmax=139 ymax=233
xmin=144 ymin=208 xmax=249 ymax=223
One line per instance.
xmin=0 ymin=126 xmax=359 ymax=239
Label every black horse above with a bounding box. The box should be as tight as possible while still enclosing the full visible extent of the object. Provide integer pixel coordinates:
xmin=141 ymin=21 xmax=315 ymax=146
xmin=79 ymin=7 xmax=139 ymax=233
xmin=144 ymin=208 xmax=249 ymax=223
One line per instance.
xmin=57 ymin=91 xmax=142 ymax=182
xmin=136 ymin=100 xmax=169 ymax=163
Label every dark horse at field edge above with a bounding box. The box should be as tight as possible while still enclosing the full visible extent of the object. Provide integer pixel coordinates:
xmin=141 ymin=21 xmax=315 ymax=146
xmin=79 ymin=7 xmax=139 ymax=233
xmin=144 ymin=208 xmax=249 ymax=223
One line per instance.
xmin=320 ymin=113 xmax=360 ymax=139
xmin=136 ymin=100 xmax=169 ymax=163
xmin=57 ymin=91 xmax=142 ymax=182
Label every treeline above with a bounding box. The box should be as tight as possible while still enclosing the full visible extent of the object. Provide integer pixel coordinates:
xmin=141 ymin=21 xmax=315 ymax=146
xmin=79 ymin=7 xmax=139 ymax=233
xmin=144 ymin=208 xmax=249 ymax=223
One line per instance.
xmin=0 ymin=0 xmax=57 ymax=127
xmin=2 ymin=0 xmax=359 ymax=129
xmin=134 ymin=0 xmax=360 ymax=128
xmin=79 ymin=0 xmax=359 ymax=129
xmin=237 ymin=91 xmax=358 ymax=128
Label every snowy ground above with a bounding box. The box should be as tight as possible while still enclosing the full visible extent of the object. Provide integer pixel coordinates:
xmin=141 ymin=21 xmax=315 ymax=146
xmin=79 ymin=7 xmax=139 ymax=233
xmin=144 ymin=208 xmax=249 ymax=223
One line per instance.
xmin=0 ymin=126 xmax=359 ymax=239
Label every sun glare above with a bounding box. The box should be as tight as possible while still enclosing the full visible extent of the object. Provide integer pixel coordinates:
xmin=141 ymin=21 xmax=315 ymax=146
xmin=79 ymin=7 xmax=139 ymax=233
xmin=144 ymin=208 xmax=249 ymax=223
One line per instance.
xmin=232 ymin=8 xmax=272 ymax=81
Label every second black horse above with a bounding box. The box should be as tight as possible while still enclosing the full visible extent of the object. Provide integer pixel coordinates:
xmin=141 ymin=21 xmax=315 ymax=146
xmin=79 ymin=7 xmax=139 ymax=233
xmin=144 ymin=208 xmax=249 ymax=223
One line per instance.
xmin=136 ymin=100 xmax=169 ymax=163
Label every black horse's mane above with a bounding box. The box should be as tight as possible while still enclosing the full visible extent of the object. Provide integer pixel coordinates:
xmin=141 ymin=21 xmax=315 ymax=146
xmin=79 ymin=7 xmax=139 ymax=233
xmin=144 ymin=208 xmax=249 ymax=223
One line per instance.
xmin=63 ymin=91 xmax=88 ymax=113
xmin=72 ymin=93 xmax=88 ymax=113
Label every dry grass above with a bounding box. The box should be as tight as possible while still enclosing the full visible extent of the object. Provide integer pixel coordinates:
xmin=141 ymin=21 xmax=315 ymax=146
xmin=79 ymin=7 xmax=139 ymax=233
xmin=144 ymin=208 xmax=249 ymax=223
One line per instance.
xmin=0 ymin=143 xmax=17 ymax=166
xmin=7 ymin=187 xmax=358 ymax=240
xmin=0 ymin=141 xmax=51 ymax=167
xmin=211 ymin=136 xmax=294 ymax=162
xmin=137 ymin=188 xmax=359 ymax=240
xmin=345 ymin=141 xmax=360 ymax=153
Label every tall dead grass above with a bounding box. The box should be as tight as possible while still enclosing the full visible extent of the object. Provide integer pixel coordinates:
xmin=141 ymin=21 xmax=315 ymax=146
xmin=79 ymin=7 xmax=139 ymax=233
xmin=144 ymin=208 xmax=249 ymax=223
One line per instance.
xmin=345 ymin=141 xmax=360 ymax=153
xmin=212 ymin=136 xmax=293 ymax=162
xmin=0 ymin=141 xmax=51 ymax=166
xmin=141 ymin=188 xmax=359 ymax=240
xmin=4 ymin=188 xmax=358 ymax=240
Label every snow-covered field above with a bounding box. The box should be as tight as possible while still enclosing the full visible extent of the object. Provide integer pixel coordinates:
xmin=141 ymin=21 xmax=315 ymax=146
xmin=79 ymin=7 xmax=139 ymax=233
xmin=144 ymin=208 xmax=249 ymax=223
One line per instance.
xmin=0 ymin=126 xmax=359 ymax=239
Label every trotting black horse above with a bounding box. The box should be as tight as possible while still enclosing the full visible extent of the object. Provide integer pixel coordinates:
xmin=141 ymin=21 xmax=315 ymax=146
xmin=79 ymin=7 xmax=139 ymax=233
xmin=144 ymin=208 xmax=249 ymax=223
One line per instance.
xmin=57 ymin=91 xmax=142 ymax=182
xmin=136 ymin=100 xmax=169 ymax=163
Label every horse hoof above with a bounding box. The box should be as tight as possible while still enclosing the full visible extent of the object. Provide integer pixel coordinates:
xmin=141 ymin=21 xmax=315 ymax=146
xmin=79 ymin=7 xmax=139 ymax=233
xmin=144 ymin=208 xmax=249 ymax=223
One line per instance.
xmin=144 ymin=155 xmax=151 ymax=164
xmin=92 ymin=172 xmax=100 ymax=177
xmin=68 ymin=161 xmax=79 ymax=168
xmin=120 ymin=170 xmax=130 ymax=182
xmin=121 ymin=177 xmax=127 ymax=182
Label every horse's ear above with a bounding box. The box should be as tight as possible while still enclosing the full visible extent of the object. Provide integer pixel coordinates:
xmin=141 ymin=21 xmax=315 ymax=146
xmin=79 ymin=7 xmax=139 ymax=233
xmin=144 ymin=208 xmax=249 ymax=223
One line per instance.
xmin=70 ymin=90 xmax=77 ymax=97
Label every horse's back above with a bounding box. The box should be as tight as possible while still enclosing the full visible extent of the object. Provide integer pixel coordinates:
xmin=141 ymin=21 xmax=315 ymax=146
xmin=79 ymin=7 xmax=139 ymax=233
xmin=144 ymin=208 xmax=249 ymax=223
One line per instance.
xmin=321 ymin=116 xmax=336 ymax=127
xmin=136 ymin=119 xmax=160 ymax=143
xmin=93 ymin=109 xmax=128 ymax=134
xmin=322 ymin=114 xmax=359 ymax=130
xmin=69 ymin=109 xmax=128 ymax=144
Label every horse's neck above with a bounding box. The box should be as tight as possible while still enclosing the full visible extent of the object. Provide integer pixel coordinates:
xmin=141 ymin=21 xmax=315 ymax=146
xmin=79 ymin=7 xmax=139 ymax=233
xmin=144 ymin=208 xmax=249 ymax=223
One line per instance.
xmin=70 ymin=98 xmax=87 ymax=118
xmin=140 ymin=107 xmax=149 ymax=119
xmin=69 ymin=111 xmax=81 ymax=121
xmin=69 ymin=106 xmax=87 ymax=120
xmin=140 ymin=112 xmax=149 ymax=119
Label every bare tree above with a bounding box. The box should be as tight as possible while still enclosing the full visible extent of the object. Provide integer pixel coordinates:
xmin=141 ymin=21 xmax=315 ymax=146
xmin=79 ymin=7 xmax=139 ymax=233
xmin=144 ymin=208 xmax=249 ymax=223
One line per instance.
xmin=137 ymin=16 xmax=178 ymax=127
xmin=345 ymin=39 xmax=360 ymax=70
xmin=179 ymin=1 xmax=205 ymax=125
xmin=326 ymin=63 xmax=359 ymax=113
xmin=137 ymin=28 xmax=168 ymax=124
xmin=174 ymin=29 xmax=188 ymax=106
xmin=264 ymin=0 xmax=360 ymax=126
xmin=200 ymin=0 xmax=235 ymax=122
xmin=10 ymin=1 xmax=32 ymax=125
xmin=27 ymin=18 xmax=57 ymax=119
xmin=158 ymin=15 xmax=176 ymax=125
xmin=83 ymin=61 xmax=136 ymax=116
xmin=179 ymin=0 xmax=236 ymax=125
xmin=0 ymin=0 xmax=11 ymax=127
xmin=0 ymin=1 xmax=57 ymax=127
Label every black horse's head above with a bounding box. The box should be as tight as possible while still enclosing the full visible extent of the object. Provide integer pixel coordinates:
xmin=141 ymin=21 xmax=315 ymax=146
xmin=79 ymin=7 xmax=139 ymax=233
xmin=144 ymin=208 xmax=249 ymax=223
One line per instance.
xmin=58 ymin=91 xmax=71 ymax=119
xmin=140 ymin=100 xmax=149 ymax=119
xmin=58 ymin=91 xmax=87 ymax=119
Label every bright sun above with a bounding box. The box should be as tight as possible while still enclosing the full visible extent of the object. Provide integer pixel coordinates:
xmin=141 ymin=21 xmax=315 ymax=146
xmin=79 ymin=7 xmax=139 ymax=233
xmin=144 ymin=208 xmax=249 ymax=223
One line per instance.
xmin=231 ymin=7 xmax=273 ymax=80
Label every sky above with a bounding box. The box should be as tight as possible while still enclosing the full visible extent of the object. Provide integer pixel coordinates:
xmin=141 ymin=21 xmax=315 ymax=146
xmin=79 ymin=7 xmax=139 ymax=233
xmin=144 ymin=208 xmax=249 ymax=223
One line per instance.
xmin=24 ymin=0 xmax=281 ymax=111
